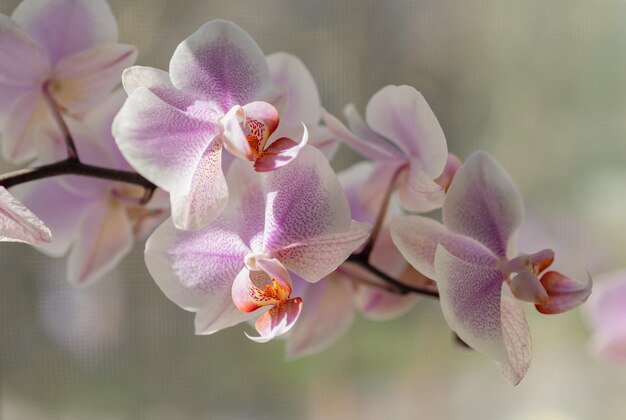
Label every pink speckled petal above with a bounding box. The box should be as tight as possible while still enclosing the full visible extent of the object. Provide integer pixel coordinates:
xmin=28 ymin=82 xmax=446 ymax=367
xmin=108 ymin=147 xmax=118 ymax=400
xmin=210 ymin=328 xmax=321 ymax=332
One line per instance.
xmin=220 ymin=105 xmax=253 ymax=161
xmin=53 ymin=43 xmax=137 ymax=112
xmin=286 ymin=277 xmax=355 ymax=358
xmin=391 ymin=215 xmax=497 ymax=280
xmin=435 ymin=244 xmax=530 ymax=385
xmin=0 ymin=186 xmax=51 ymax=245
xmin=275 ymin=220 xmax=370 ymax=283
xmin=145 ymin=216 xmax=249 ymax=313
xmin=263 ymin=145 xmax=360 ymax=250
xmin=169 ymin=20 xmax=270 ymax=111
xmin=321 ymin=107 xmax=399 ymax=161
xmin=12 ymin=0 xmax=117 ymax=65
xmin=365 ymin=85 xmax=448 ymax=178
xmin=169 ymin=141 xmax=228 ymax=230
xmin=443 ymin=151 xmax=524 ymax=258
xmin=254 ymin=127 xmax=308 ymax=172
xmin=112 ymin=85 xmax=220 ymax=199
xmin=2 ymin=89 xmax=47 ymax=164
xmin=67 ymin=201 xmax=133 ymax=286
xmin=231 ymin=262 xmax=292 ymax=313
xmin=0 ymin=14 xmax=50 ymax=86
xmin=194 ymin=298 xmax=257 ymax=335
xmin=247 ymin=297 xmax=303 ymax=343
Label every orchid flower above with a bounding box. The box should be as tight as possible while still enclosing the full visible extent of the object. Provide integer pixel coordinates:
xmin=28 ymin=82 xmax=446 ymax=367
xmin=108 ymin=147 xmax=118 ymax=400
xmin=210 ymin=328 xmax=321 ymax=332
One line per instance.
xmin=0 ymin=186 xmax=51 ymax=245
xmin=15 ymin=91 xmax=168 ymax=286
xmin=285 ymin=161 xmax=434 ymax=358
xmin=145 ymin=146 xmax=370 ymax=342
xmin=584 ymin=270 xmax=626 ymax=364
xmin=391 ymin=151 xmax=592 ymax=384
xmin=0 ymin=0 xmax=137 ymax=163
xmin=113 ymin=20 xmax=334 ymax=231
xmin=322 ymin=85 xmax=461 ymax=212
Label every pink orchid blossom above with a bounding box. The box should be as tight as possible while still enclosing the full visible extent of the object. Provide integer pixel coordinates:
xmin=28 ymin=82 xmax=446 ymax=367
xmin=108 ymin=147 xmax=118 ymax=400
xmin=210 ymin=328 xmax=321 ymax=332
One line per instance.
xmin=0 ymin=0 xmax=137 ymax=163
xmin=391 ymin=151 xmax=591 ymax=384
xmin=15 ymin=91 xmax=167 ymax=286
xmin=0 ymin=186 xmax=51 ymax=245
xmin=113 ymin=20 xmax=335 ymax=231
xmin=322 ymin=85 xmax=460 ymax=213
xmin=285 ymin=161 xmax=434 ymax=358
xmin=145 ymin=146 xmax=370 ymax=342
xmin=584 ymin=270 xmax=626 ymax=364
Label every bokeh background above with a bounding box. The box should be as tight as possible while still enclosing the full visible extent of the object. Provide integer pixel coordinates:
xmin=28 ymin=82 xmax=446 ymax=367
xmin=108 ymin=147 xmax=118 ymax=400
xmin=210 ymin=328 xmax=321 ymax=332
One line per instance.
xmin=1 ymin=0 xmax=626 ymax=418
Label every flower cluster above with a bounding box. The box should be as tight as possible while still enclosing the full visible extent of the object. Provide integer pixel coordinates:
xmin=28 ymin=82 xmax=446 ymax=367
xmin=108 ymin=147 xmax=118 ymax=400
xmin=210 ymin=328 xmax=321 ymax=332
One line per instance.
xmin=0 ymin=0 xmax=595 ymax=384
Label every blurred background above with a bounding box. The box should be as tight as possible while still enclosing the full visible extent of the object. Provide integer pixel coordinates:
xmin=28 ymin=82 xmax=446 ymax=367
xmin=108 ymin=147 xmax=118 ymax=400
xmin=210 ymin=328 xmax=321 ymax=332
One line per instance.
xmin=1 ymin=0 xmax=626 ymax=418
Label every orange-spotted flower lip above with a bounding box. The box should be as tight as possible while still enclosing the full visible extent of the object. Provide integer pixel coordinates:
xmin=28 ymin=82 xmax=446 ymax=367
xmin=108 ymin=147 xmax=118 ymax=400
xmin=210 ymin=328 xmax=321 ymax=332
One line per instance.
xmin=220 ymin=101 xmax=309 ymax=172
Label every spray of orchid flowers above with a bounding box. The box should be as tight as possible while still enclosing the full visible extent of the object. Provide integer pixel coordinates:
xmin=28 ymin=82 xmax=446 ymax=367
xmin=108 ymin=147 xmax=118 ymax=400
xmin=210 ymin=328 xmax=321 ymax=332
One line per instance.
xmin=0 ymin=0 xmax=595 ymax=385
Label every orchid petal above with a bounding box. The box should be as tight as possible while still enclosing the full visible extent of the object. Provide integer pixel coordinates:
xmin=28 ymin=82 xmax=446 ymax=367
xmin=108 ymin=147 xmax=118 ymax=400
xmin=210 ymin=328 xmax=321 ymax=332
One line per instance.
xmin=2 ymin=90 xmax=46 ymax=164
xmin=0 ymin=14 xmax=50 ymax=86
xmin=434 ymin=153 xmax=462 ymax=191
xmin=0 ymin=186 xmax=51 ymax=245
xmin=535 ymin=271 xmax=592 ymax=314
xmin=67 ymin=202 xmax=133 ymax=286
xmin=275 ymin=220 xmax=371 ymax=282
xmin=286 ymin=277 xmax=355 ymax=358
xmin=509 ymin=271 xmax=548 ymax=303
xmin=391 ymin=215 xmax=497 ymax=280
xmin=112 ymin=85 xmax=220 ymax=197
xmin=435 ymin=244 xmax=530 ymax=384
xmin=0 ymin=85 xmax=28 ymax=125
xmin=53 ymin=43 xmax=137 ymax=112
xmin=306 ymin=125 xmax=339 ymax=160
xmin=12 ymin=0 xmax=117 ymax=65
xmin=194 ymin=299 xmax=257 ymax=335
xmin=321 ymin=107 xmax=399 ymax=161
xmin=267 ymin=52 xmax=321 ymax=130
xmin=232 ymin=265 xmax=292 ymax=313
xmin=263 ymin=145 xmax=362 ymax=250
xmin=247 ymin=297 xmax=303 ymax=343
xmin=220 ymin=105 xmax=253 ymax=161
xmin=145 ymin=217 xmax=249 ymax=313
xmin=254 ymin=125 xmax=308 ymax=172
xmin=396 ymin=165 xmax=446 ymax=213
xmin=442 ymin=151 xmax=524 ymax=258
xmin=169 ymin=20 xmax=270 ymax=111
xmin=169 ymin=140 xmax=229 ymax=230
xmin=365 ymin=85 xmax=448 ymax=177
xmin=497 ymin=296 xmax=532 ymax=385
xmin=14 ymin=178 xmax=94 ymax=255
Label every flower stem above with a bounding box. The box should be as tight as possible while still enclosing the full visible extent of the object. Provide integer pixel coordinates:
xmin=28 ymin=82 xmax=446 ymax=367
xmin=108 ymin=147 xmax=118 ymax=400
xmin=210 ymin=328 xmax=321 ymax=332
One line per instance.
xmin=0 ymin=158 xmax=156 ymax=191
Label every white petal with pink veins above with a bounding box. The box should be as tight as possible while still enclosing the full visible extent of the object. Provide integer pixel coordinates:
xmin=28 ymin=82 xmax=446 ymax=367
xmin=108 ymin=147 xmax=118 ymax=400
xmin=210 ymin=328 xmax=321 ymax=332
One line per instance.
xmin=263 ymin=145 xmax=362 ymax=250
xmin=169 ymin=20 xmax=270 ymax=111
xmin=391 ymin=215 xmax=497 ymax=280
xmin=0 ymin=186 xmax=51 ymax=245
xmin=365 ymin=85 xmax=448 ymax=178
xmin=169 ymin=141 xmax=228 ymax=230
xmin=435 ymin=244 xmax=531 ymax=385
xmin=113 ymin=86 xmax=220 ymax=199
xmin=145 ymin=216 xmax=249 ymax=312
xmin=442 ymin=151 xmax=524 ymax=258
xmin=12 ymin=0 xmax=118 ymax=65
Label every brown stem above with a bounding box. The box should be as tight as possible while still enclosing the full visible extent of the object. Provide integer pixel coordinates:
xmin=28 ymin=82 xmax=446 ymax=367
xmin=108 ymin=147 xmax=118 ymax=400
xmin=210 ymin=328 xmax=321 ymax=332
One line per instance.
xmin=0 ymin=158 xmax=156 ymax=191
xmin=347 ymin=253 xmax=439 ymax=298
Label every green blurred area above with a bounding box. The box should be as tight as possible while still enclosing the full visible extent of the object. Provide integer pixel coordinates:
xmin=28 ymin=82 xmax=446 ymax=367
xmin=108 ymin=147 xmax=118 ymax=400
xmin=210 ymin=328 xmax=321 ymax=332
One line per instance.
xmin=1 ymin=0 xmax=626 ymax=419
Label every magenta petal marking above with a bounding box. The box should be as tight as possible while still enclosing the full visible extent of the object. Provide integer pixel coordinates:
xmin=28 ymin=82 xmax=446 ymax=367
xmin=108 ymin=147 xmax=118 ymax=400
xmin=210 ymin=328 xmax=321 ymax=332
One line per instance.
xmin=247 ymin=297 xmax=303 ymax=343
